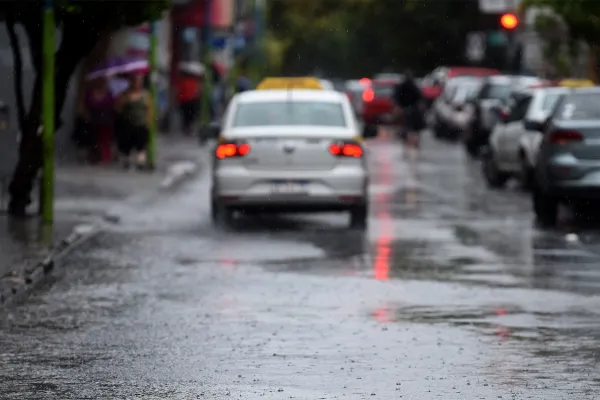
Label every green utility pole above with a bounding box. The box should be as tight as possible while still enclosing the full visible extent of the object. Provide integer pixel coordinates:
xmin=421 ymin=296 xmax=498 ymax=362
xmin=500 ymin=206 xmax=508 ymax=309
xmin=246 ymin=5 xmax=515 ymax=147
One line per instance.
xmin=147 ymin=21 xmax=158 ymax=169
xmin=200 ymin=0 xmax=213 ymax=125
xmin=41 ymin=0 xmax=55 ymax=224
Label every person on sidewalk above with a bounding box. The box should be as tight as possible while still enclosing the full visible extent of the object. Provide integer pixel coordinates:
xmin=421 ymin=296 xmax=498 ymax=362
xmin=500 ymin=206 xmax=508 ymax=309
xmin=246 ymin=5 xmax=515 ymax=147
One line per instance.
xmin=84 ymin=77 xmax=115 ymax=164
xmin=115 ymin=73 xmax=152 ymax=169
xmin=392 ymin=70 xmax=425 ymax=153
xmin=235 ymin=62 xmax=252 ymax=94
xmin=177 ymin=70 xmax=200 ymax=136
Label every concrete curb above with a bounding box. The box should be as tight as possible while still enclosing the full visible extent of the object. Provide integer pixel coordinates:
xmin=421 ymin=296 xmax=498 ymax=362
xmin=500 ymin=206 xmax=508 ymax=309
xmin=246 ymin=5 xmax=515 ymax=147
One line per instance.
xmin=0 ymin=158 xmax=203 ymax=308
xmin=0 ymin=224 xmax=99 ymax=307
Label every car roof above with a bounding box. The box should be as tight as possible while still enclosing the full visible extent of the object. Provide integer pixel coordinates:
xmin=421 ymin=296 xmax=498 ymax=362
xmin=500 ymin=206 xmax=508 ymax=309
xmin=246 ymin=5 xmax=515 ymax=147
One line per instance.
xmin=564 ymin=86 xmax=600 ymax=94
xmin=235 ymin=89 xmax=346 ymax=103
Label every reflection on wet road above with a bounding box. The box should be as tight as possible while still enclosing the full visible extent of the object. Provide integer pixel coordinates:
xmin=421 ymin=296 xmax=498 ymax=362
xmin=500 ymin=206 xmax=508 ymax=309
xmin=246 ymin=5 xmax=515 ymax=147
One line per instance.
xmin=2 ymin=132 xmax=600 ymax=398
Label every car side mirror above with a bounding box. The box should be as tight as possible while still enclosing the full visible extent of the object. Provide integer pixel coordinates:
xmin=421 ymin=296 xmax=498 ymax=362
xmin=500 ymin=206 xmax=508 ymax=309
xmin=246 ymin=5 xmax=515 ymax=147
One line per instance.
xmin=523 ymin=120 xmax=544 ymax=132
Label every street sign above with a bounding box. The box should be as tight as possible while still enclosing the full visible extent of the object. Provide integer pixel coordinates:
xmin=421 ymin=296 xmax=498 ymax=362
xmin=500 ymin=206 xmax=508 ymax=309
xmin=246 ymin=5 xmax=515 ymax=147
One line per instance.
xmin=466 ymin=32 xmax=486 ymax=62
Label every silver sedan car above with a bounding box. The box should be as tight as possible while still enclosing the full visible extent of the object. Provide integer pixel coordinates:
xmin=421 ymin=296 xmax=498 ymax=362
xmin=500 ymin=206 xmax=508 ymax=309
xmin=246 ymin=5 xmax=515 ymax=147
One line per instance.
xmin=210 ymin=89 xmax=369 ymax=229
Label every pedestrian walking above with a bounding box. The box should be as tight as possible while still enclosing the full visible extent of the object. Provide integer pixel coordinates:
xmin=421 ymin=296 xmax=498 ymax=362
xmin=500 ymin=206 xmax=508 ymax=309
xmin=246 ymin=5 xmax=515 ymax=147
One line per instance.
xmin=115 ymin=73 xmax=152 ymax=169
xmin=84 ymin=77 xmax=115 ymax=164
xmin=392 ymin=69 xmax=425 ymax=156
xmin=177 ymin=62 xmax=204 ymax=136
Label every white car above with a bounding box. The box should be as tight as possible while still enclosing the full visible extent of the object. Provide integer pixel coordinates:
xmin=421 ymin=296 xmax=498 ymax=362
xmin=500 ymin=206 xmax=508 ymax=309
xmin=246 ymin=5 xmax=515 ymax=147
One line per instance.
xmin=211 ymin=89 xmax=369 ymax=228
xmin=319 ymin=79 xmax=335 ymax=90
xmin=484 ymin=86 xmax=567 ymax=189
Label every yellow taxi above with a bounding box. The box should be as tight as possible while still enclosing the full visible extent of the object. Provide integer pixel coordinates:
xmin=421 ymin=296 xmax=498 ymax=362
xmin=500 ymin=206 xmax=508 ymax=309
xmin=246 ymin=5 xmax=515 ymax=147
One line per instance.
xmin=557 ymin=79 xmax=594 ymax=87
xmin=256 ymin=77 xmax=324 ymax=90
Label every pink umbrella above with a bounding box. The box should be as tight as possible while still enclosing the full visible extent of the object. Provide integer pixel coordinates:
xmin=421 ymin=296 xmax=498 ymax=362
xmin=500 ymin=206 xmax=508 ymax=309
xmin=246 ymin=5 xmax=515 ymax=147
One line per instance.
xmin=86 ymin=56 xmax=150 ymax=80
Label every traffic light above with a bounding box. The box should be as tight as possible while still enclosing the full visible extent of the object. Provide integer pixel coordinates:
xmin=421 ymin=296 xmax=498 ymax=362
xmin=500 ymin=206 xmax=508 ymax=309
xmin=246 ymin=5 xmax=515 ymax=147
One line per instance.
xmin=500 ymin=13 xmax=518 ymax=30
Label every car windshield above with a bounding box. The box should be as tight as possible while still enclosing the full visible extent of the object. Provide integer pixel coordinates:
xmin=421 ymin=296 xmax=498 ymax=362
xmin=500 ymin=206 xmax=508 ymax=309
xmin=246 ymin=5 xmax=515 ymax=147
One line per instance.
xmin=556 ymin=93 xmax=600 ymax=120
xmin=233 ymin=101 xmax=347 ymax=127
xmin=541 ymin=92 xmax=562 ymax=111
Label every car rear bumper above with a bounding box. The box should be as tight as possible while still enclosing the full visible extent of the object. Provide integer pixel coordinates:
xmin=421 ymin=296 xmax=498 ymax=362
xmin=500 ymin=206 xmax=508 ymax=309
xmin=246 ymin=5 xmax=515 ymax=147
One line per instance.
xmin=213 ymin=166 xmax=368 ymax=209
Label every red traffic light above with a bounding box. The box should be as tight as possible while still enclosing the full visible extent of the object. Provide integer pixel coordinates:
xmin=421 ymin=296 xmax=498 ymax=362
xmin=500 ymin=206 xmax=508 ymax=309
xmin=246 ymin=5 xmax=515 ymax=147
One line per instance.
xmin=500 ymin=13 xmax=518 ymax=29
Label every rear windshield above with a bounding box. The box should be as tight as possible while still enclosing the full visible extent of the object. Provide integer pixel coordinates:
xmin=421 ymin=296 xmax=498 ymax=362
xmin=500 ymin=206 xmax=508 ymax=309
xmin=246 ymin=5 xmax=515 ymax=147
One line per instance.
xmin=479 ymin=83 xmax=511 ymax=100
xmin=233 ymin=101 xmax=347 ymax=127
xmin=556 ymin=93 xmax=600 ymax=120
xmin=373 ymin=85 xmax=394 ymax=97
xmin=541 ymin=93 xmax=562 ymax=111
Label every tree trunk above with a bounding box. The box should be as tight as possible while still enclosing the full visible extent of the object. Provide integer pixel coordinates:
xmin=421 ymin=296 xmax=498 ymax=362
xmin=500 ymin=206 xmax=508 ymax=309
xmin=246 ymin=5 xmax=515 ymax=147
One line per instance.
xmin=8 ymin=15 xmax=106 ymax=217
xmin=588 ymin=45 xmax=600 ymax=84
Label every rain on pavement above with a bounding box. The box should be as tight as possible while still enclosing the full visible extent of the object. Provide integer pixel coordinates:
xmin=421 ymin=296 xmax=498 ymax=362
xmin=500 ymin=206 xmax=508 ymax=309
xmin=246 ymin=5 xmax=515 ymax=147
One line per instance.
xmin=2 ymin=131 xmax=600 ymax=399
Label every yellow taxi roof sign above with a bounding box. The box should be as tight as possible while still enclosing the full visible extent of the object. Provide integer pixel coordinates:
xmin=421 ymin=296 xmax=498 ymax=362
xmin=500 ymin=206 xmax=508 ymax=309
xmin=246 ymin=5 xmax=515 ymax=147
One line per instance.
xmin=256 ymin=77 xmax=323 ymax=90
xmin=559 ymin=79 xmax=594 ymax=87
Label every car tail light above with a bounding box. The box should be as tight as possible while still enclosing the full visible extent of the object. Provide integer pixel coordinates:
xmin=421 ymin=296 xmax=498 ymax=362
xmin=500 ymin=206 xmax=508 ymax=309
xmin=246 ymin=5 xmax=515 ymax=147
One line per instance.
xmin=550 ymin=130 xmax=583 ymax=144
xmin=362 ymin=88 xmax=374 ymax=102
xmin=215 ymin=142 xmax=251 ymax=158
xmin=329 ymin=141 xmax=364 ymax=158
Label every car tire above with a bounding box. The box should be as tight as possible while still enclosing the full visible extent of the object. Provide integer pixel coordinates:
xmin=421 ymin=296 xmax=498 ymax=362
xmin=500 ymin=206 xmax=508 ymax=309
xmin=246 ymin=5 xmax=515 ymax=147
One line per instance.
xmin=349 ymin=205 xmax=368 ymax=230
xmin=211 ymin=199 xmax=233 ymax=228
xmin=519 ymin=153 xmax=534 ymax=191
xmin=482 ymin=148 xmax=509 ymax=189
xmin=532 ymin=184 xmax=558 ymax=227
xmin=465 ymin=138 xmax=480 ymax=159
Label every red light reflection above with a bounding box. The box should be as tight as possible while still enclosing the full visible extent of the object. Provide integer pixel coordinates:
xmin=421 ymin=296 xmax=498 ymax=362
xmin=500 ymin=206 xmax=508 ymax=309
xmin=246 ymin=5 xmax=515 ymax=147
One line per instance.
xmin=374 ymin=138 xmax=393 ymax=281
xmin=372 ymin=307 xmax=392 ymax=323
xmin=493 ymin=308 xmax=511 ymax=341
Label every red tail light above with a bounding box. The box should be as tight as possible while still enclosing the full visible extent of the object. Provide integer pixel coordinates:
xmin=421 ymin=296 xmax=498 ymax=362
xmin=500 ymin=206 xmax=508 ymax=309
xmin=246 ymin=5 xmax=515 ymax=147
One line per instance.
xmin=329 ymin=142 xmax=363 ymax=158
xmin=216 ymin=142 xmax=251 ymax=158
xmin=362 ymin=88 xmax=374 ymax=102
xmin=550 ymin=130 xmax=583 ymax=144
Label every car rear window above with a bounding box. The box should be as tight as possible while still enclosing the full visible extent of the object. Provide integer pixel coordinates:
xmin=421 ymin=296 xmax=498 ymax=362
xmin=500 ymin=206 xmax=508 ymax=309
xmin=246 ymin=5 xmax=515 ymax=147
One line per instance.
xmin=479 ymin=83 xmax=511 ymax=100
xmin=556 ymin=93 xmax=600 ymax=120
xmin=373 ymin=85 xmax=394 ymax=97
xmin=541 ymin=93 xmax=562 ymax=111
xmin=233 ymin=101 xmax=347 ymax=127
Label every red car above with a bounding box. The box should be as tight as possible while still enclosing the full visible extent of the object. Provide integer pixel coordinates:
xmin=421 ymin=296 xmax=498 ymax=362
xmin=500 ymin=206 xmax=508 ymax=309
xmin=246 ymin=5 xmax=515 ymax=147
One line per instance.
xmin=361 ymin=78 xmax=399 ymax=136
xmin=421 ymin=66 xmax=500 ymax=108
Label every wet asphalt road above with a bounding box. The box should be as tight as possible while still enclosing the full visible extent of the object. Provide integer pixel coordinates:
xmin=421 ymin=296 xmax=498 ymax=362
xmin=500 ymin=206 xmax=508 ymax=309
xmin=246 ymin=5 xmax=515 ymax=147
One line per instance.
xmin=2 ymin=131 xmax=600 ymax=399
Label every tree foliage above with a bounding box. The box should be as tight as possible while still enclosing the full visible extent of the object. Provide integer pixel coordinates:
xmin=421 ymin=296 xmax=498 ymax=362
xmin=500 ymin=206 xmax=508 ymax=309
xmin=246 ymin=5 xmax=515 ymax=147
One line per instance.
xmin=268 ymin=0 xmax=483 ymax=78
xmin=3 ymin=0 xmax=170 ymax=216
xmin=522 ymin=0 xmax=600 ymax=81
xmin=522 ymin=0 xmax=600 ymax=43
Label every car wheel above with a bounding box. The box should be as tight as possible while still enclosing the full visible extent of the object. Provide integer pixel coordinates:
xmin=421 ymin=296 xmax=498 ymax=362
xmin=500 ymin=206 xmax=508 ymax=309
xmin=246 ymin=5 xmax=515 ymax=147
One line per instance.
xmin=532 ymin=184 xmax=558 ymax=227
xmin=349 ymin=205 xmax=368 ymax=230
xmin=464 ymin=135 xmax=480 ymax=158
xmin=519 ymin=153 xmax=534 ymax=191
xmin=211 ymin=199 xmax=233 ymax=228
xmin=482 ymin=148 xmax=509 ymax=189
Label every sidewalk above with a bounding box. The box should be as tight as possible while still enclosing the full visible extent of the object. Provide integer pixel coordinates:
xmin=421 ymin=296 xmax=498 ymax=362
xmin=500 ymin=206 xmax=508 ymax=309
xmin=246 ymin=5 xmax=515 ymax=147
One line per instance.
xmin=0 ymin=135 xmax=205 ymax=304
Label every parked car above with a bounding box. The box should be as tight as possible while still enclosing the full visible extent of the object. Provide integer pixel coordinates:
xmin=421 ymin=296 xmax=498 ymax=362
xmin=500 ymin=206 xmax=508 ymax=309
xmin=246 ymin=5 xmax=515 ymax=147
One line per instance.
xmin=531 ymin=87 xmax=600 ymax=225
xmin=421 ymin=66 xmax=500 ymax=109
xmin=462 ymin=75 xmax=546 ymax=157
xmin=483 ymin=86 xmax=568 ymax=189
xmin=361 ymin=78 xmax=400 ymax=137
xmin=430 ymin=76 xmax=482 ymax=140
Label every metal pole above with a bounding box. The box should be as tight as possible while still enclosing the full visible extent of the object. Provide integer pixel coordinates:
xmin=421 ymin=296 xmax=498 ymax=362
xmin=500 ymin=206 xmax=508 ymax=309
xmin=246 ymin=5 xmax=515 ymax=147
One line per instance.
xmin=148 ymin=21 xmax=158 ymax=169
xmin=41 ymin=0 xmax=55 ymax=224
xmin=200 ymin=0 xmax=213 ymax=125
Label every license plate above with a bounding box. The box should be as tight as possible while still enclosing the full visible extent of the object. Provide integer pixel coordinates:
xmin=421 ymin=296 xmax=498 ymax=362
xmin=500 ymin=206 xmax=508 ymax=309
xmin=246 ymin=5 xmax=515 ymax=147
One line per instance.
xmin=271 ymin=182 xmax=307 ymax=194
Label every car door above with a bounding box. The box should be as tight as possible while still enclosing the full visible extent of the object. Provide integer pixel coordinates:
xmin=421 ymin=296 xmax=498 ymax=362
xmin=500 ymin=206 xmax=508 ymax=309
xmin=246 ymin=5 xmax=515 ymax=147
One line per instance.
xmin=503 ymin=95 xmax=533 ymax=171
